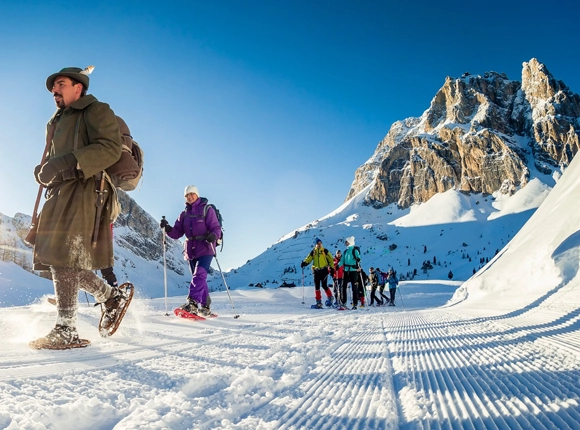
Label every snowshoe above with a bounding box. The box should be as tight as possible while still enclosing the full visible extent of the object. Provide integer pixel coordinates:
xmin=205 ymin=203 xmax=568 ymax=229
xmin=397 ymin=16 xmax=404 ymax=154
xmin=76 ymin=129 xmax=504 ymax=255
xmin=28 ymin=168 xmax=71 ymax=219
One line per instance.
xmin=29 ymin=325 xmax=90 ymax=350
xmin=175 ymin=307 xmax=206 ymax=320
xmin=325 ymin=298 xmax=334 ymax=307
xmin=98 ymin=282 xmax=134 ymax=337
xmin=351 ymin=305 xmax=357 ymax=310
xmin=311 ymin=302 xmax=324 ymax=309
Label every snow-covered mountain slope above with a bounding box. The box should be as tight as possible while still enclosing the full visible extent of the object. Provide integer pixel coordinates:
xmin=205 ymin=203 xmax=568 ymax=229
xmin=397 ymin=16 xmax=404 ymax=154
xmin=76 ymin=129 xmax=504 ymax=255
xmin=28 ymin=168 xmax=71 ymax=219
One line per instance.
xmin=213 ymin=173 xmax=553 ymax=291
xmin=450 ymin=121 xmax=580 ymax=319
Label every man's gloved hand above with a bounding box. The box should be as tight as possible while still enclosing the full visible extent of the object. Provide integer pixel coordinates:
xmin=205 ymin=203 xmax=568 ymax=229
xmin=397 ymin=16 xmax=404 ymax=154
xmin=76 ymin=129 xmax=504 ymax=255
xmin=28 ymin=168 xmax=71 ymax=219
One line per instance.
xmin=37 ymin=153 xmax=76 ymax=186
xmin=206 ymin=232 xmax=217 ymax=243
xmin=33 ymin=164 xmax=42 ymax=185
xmin=300 ymin=261 xmax=308 ymax=268
xmin=355 ymin=257 xmax=361 ymax=263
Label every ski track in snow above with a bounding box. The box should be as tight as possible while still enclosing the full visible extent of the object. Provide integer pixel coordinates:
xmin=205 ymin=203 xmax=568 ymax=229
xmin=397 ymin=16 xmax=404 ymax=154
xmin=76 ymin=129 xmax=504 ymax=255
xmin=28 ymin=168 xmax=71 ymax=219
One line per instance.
xmin=1 ymin=291 xmax=580 ymax=429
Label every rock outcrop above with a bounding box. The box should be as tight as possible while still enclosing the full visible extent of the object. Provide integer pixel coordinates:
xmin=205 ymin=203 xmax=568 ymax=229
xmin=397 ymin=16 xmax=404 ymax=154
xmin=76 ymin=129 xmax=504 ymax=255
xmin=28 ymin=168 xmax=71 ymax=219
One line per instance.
xmin=347 ymin=59 xmax=580 ymax=208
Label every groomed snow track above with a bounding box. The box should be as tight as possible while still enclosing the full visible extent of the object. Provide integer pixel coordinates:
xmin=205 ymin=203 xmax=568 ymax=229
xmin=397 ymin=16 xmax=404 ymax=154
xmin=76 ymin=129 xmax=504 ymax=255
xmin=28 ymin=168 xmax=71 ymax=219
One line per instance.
xmin=2 ymin=298 xmax=580 ymax=429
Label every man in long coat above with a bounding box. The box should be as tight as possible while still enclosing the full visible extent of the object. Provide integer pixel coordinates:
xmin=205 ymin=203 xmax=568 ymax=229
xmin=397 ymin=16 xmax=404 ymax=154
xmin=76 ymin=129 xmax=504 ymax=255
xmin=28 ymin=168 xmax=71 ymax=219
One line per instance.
xmin=30 ymin=66 xmax=125 ymax=349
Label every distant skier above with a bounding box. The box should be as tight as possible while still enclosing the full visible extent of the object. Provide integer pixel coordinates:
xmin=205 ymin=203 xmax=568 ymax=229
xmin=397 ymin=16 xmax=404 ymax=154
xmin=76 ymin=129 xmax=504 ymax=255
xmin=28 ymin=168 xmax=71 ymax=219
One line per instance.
xmin=333 ymin=250 xmax=345 ymax=306
xmin=387 ymin=268 xmax=399 ymax=306
xmin=376 ymin=267 xmax=390 ymax=304
xmin=160 ymin=185 xmax=221 ymax=317
xmin=368 ymin=267 xmax=383 ymax=306
xmin=301 ymin=238 xmax=335 ymax=308
xmin=337 ymin=236 xmax=362 ymax=310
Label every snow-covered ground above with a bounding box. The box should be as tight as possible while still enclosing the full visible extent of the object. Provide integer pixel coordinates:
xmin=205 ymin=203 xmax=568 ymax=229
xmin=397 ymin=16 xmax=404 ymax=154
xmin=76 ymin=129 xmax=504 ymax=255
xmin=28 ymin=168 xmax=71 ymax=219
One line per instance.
xmin=1 ymin=276 xmax=579 ymax=429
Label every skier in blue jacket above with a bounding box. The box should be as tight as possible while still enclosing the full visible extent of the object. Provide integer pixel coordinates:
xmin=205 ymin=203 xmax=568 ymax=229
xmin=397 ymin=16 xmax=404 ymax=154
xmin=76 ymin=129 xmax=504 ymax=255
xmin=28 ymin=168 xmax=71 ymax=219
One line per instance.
xmin=386 ymin=268 xmax=399 ymax=306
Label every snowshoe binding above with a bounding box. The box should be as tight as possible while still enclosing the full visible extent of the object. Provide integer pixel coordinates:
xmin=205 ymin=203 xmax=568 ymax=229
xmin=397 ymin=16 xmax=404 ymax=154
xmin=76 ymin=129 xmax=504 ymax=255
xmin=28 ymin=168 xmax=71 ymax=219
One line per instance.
xmin=98 ymin=282 xmax=134 ymax=337
xmin=311 ymin=301 xmax=324 ymax=309
xmin=29 ymin=325 xmax=90 ymax=350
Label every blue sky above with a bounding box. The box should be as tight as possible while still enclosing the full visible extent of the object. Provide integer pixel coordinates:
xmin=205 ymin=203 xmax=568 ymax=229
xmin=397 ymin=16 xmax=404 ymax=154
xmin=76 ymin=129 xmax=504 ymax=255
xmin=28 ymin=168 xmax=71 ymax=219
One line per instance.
xmin=1 ymin=0 xmax=579 ymax=270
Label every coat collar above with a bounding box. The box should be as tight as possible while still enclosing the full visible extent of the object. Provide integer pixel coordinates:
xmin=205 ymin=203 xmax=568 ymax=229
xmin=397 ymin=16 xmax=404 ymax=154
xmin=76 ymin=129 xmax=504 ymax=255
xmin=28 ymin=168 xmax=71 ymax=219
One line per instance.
xmin=185 ymin=197 xmax=208 ymax=211
xmin=55 ymin=94 xmax=98 ymax=115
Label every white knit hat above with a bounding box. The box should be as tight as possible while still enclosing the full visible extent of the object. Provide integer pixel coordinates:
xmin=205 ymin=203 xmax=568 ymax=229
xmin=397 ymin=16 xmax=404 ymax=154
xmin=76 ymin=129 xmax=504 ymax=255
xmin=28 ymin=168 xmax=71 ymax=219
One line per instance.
xmin=345 ymin=236 xmax=355 ymax=246
xmin=184 ymin=185 xmax=199 ymax=197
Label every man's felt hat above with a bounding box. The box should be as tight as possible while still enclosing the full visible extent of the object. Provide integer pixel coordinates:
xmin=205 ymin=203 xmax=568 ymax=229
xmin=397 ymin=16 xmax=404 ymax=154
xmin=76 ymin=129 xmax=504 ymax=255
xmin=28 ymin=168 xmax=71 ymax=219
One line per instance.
xmin=46 ymin=66 xmax=93 ymax=92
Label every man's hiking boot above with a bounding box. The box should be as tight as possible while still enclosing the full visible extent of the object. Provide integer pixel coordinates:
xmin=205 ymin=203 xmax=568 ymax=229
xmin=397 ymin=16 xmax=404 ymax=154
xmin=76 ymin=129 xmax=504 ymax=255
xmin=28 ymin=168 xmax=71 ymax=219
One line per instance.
xmin=315 ymin=300 xmax=323 ymax=309
xmin=29 ymin=325 xmax=90 ymax=350
xmin=101 ymin=288 xmax=124 ymax=330
xmin=98 ymin=282 xmax=135 ymax=337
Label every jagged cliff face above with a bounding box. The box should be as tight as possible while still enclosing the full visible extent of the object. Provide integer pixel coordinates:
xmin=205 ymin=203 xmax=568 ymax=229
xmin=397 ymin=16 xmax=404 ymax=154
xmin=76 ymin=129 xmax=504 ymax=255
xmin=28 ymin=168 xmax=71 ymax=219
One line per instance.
xmin=347 ymin=58 xmax=580 ymax=208
xmin=114 ymin=190 xmax=187 ymax=276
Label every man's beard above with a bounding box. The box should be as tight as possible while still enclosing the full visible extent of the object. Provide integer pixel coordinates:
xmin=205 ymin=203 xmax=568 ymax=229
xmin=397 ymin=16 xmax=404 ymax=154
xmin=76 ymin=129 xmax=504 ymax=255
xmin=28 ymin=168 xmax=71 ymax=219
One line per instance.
xmin=54 ymin=94 xmax=65 ymax=109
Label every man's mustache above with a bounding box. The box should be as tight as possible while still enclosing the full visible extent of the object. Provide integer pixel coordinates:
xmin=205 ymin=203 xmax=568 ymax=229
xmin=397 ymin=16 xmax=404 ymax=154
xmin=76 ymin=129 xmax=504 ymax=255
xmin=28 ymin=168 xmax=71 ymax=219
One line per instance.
xmin=53 ymin=92 xmax=62 ymax=98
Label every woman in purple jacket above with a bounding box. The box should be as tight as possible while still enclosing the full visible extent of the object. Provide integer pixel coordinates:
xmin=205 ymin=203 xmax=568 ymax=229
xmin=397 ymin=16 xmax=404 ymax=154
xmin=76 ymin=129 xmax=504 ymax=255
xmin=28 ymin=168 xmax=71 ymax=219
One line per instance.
xmin=160 ymin=185 xmax=221 ymax=316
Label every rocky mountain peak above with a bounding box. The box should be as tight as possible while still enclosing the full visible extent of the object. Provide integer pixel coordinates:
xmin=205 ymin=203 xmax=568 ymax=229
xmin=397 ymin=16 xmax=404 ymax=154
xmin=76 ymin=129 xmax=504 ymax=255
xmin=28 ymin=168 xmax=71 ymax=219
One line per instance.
xmin=346 ymin=58 xmax=580 ymax=209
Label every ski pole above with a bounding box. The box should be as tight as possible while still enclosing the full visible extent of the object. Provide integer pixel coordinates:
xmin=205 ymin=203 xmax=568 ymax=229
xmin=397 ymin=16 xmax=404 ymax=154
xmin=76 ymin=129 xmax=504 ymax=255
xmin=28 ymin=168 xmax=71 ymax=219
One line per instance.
xmin=397 ymin=284 xmax=405 ymax=307
xmin=84 ymin=291 xmax=90 ymax=307
xmin=162 ymin=216 xmax=169 ymax=316
xmin=301 ymin=267 xmax=305 ymax=304
xmin=211 ymin=242 xmax=240 ymax=319
xmin=357 ymin=263 xmax=370 ymax=305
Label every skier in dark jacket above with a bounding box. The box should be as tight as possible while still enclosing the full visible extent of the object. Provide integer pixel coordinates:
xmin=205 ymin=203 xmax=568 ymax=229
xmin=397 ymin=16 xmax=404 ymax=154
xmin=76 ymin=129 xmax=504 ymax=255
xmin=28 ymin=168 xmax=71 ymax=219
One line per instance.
xmin=376 ymin=267 xmax=389 ymax=304
xmin=301 ymin=238 xmax=335 ymax=308
xmin=160 ymin=185 xmax=221 ymax=316
xmin=368 ymin=267 xmax=383 ymax=306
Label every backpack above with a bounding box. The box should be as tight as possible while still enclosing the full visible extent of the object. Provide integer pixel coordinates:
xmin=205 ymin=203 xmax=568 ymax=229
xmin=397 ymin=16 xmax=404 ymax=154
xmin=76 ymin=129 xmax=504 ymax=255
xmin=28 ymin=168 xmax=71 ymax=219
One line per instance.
xmin=73 ymin=113 xmax=144 ymax=192
xmin=204 ymin=202 xmax=224 ymax=251
xmin=106 ymin=116 xmax=144 ymax=191
xmin=342 ymin=246 xmax=362 ymax=269
xmin=351 ymin=246 xmax=361 ymax=264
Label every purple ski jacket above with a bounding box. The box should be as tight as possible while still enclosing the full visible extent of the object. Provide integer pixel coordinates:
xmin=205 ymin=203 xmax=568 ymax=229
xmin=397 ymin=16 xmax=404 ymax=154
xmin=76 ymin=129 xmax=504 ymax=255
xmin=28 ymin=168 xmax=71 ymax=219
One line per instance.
xmin=166 ymin=197 xmax=222 ymax=260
